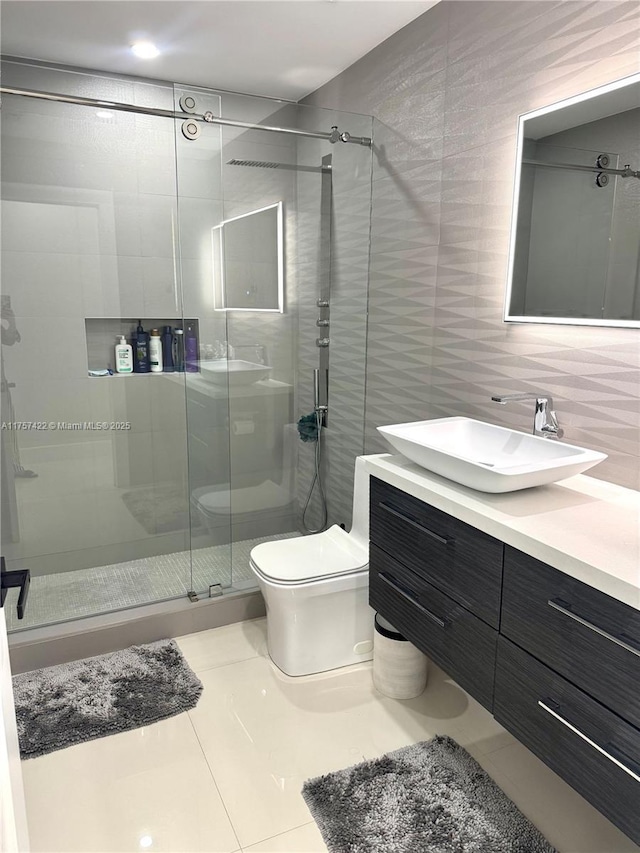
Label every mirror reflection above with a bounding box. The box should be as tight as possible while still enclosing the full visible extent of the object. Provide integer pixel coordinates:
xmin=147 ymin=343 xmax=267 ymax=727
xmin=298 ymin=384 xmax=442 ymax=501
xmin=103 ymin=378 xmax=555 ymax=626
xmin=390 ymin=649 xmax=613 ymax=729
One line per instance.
xmin=212 ymin=201 xmax=284 ymax=312
xmin=506 ymin=74 xmax=640 ymax=327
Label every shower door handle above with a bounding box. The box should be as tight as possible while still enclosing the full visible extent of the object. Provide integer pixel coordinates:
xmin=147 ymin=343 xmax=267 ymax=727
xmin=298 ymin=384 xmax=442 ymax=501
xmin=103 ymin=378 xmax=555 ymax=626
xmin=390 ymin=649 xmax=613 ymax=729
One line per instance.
xmin=0 ymin=556 xmax=30 ymax=620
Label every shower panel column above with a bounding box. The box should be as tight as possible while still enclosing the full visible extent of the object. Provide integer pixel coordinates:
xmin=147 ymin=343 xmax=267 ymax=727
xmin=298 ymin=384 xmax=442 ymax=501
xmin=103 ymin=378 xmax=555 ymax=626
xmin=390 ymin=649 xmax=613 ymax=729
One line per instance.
xmin=315 ymin=153 xmax=333 ymax=425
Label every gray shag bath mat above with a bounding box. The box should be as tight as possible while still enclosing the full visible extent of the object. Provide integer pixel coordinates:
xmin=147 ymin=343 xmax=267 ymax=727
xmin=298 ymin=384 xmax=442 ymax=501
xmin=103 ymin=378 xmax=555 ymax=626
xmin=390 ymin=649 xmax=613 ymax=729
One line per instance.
xmin=12 ymin=639 xmax=203 ymax=759
xmin=302 ymin=735 xmax=556 ymax=853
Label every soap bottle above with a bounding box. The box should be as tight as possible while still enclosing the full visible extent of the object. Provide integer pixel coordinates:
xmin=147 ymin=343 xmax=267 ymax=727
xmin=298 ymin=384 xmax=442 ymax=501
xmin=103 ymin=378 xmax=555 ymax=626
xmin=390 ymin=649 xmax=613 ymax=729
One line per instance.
xmin=185 ymin=322 xmax=199 ymax=373
xmin=115 ymin=335 xmax=133 ymax=374
xmin=149 ymin=329 xmax=163 ymax=373
xmin=162 ymin=326 xmax=175 ymax=372
xmin=133 ymin=321 xmax=150 ymax=373
xmin=174 ymin=328 xmax=185 ymax=372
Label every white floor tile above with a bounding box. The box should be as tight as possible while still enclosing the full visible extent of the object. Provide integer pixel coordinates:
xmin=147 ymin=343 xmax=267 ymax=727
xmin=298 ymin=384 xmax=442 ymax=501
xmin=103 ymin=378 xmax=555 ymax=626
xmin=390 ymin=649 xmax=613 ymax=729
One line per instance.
xmin=22 ymin=713 xmax=239 ymax=853
xmin=20 ymin=621 xmax=640 ymax=853
xmin=242 ymin=822 xmax=327 ymax=852
xmin=187 ymin=657 xmax=370 ymax=847
xmin=175 ymin=618 xmax=268 ymax=673
xmin=187 ymin=655 xmax=469 ymax=848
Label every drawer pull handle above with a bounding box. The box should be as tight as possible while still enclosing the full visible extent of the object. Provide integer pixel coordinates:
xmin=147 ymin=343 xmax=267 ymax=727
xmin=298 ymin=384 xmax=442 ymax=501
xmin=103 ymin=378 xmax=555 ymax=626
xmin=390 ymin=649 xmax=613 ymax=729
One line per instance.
xmin=538 ymin=701 xmax=640 ymax=783
xmin=548 ymin=598 xmax=640 ymax=658
xmin=379 ymin=572 xmax=448 ymax=629
xmin=378 ymin=503 xmax=451 ymax=546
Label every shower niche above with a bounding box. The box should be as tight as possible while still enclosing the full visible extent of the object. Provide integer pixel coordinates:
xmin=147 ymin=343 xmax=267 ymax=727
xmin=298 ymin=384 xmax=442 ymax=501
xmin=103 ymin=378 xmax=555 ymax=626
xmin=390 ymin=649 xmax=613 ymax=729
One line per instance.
xmin=84 ymin=318 xmax=200 ymax=374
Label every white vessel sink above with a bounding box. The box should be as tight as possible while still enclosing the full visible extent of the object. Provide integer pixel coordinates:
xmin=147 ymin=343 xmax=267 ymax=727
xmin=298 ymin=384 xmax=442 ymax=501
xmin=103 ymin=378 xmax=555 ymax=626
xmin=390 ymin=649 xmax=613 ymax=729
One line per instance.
xmin=199 ymin=360 xmax=271 ymax=387
xmin=377 ymin=417 xmax=607 ymax=493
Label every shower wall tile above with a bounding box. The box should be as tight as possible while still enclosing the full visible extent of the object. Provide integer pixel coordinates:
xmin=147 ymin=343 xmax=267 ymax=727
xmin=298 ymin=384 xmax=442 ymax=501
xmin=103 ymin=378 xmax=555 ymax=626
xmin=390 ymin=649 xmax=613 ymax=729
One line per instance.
xmin=306 ymin=0 xmax=640 ymax=490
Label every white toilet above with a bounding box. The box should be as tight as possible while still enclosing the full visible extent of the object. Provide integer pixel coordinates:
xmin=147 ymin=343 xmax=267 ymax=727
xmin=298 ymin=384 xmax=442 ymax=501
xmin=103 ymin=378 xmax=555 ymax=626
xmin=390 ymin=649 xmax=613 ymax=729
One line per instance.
xmin=249 ymin=456 xmax=373 ymax=676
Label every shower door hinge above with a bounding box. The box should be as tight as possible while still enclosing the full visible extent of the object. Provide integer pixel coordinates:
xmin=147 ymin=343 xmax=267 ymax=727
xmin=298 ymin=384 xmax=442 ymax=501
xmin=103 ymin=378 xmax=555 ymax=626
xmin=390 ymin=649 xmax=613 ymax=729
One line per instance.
xmin=209 ymin=584 xmax=223 ymax=598
xmin=187 ymin=590 xmax=199 ymax=603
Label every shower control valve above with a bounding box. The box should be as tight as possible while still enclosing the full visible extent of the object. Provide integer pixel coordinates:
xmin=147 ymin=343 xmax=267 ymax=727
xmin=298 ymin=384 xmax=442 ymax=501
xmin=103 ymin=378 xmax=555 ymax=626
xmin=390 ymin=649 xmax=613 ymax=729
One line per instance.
xmin=316 ymin=319 xmax=330 ymax=327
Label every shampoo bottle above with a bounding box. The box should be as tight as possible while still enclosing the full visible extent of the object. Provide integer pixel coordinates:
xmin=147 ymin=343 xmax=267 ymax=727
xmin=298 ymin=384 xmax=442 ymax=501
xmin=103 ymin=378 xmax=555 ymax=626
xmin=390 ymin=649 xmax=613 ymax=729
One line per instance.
xmin=185 ymin=322 xmax=199 ymax=373
xmin=133 ymin=321 xmax=150 ymax=373
xmin=162 ymin=326 xmax=175 ymax=372
xmin=115 ymin=336 xmax=133 ymax=374
xmin=149 ymin=329 xmax=163 ymax=373
xmin=174 ymin=328 xmax=185 ymax=372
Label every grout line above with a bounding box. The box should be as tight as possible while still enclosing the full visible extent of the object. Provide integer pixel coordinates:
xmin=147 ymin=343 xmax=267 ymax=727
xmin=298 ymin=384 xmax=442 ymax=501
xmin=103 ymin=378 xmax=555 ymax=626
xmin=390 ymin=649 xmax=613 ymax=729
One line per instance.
xmin=179 ymin=648 xmax=265 ymax=676
xmin=241 ymin=819 xmax=322 ymax=852
xmin=185 ymin=710 xmax=242 ymax=853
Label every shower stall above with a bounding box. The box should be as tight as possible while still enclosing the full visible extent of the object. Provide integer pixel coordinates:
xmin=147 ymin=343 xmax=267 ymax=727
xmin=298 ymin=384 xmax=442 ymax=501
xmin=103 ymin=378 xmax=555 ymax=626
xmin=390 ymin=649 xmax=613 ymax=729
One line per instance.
xmin=0 ymin=58 xmax=372 ymax=638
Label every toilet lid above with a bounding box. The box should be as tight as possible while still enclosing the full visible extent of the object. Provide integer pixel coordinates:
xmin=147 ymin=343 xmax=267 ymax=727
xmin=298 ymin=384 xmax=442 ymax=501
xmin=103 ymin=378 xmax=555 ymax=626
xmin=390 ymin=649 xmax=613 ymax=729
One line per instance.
xmin=250 ymin=524 xmax=368 ymax=584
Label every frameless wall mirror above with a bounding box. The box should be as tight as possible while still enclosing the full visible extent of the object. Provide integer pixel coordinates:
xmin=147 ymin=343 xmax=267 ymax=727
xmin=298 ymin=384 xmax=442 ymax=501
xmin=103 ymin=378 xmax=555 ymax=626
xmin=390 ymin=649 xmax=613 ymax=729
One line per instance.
xmin=506 ymin=73 xmax=640 ymax=327
xmin=212 ymin=201 xmax=284 ymax=312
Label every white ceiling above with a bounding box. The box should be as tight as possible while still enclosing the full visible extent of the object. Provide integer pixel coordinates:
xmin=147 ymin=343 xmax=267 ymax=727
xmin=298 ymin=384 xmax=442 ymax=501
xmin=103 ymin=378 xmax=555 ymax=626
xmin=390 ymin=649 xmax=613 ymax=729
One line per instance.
xmin=0 ymin=1 xmax=437 ymax=101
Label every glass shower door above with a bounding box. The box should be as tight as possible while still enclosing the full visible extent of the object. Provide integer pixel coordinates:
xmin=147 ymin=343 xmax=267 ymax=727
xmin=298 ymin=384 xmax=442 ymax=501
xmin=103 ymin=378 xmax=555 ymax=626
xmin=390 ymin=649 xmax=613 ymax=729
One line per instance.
xmin=176 ymin=85 xmax=373 ymax=593
xmin=0 ymin=60 xmax=196 ymax=629
xmin=174 ymin=85 xmax=233 ymax=595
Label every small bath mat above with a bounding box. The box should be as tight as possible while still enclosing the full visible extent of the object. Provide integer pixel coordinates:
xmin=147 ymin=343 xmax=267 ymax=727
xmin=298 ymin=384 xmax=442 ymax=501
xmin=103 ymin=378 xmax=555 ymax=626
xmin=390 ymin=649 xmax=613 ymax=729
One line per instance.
xmin=302 ymin=735 xmax=556 ymax=853
xmin=12 ymin=639 xmax=203 ymax=759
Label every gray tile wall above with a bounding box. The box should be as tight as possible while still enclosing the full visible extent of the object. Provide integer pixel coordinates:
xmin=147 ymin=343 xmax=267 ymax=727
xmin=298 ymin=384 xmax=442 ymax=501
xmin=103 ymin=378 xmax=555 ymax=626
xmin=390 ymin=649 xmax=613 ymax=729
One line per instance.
xmin=304 ymin=0 xmax=640 ymax=491
xmin=292 ymin=110 xmax=372 ymax=530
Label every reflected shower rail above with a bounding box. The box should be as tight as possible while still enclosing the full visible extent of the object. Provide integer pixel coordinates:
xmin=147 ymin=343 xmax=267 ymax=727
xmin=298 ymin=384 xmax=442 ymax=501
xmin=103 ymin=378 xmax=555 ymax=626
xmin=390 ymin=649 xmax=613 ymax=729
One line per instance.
xmin=523 ymin=158 xmax=640 ymax=180
xmin=0 ymin=85 xmax=372 ymax=146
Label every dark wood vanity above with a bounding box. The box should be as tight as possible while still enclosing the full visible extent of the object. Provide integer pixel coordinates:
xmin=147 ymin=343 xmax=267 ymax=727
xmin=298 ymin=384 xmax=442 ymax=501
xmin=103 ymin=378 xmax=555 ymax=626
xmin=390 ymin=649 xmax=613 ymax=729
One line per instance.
xmin=369 ymin=475 xmax=640 ymax=845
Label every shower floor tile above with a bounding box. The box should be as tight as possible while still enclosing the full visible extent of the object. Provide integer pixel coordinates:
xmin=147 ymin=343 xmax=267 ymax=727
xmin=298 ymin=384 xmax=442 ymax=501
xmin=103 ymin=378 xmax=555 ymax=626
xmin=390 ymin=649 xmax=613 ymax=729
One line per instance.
xmin=6 ymin=532 xmax=298 ymax=632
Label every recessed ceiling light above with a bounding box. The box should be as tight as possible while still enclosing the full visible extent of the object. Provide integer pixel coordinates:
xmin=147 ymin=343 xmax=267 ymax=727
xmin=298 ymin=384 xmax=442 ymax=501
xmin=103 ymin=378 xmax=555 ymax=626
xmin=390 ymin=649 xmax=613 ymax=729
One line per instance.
xmin=131 ymin=41 xmax=160 ymax=59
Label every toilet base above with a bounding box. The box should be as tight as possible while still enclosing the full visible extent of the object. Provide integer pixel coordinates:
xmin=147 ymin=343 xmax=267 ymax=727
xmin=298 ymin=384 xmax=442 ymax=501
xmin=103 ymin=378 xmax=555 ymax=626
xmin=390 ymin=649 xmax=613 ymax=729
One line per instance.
xmin=255 ymin=568 xmax=374 ymax=676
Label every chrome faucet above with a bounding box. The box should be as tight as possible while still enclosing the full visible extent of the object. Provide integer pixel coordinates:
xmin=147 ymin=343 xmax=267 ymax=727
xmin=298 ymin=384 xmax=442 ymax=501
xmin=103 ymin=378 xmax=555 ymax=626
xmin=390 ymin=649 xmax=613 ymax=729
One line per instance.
xmin=491 ymin=392 xmax=564 ymax=439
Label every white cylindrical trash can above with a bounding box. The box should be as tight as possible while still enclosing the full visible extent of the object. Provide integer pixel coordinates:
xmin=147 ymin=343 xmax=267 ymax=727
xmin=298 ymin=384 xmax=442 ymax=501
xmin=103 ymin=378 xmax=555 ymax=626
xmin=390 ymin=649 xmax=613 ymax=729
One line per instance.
xmin=373 ymin=613 xmax=428 ymax=699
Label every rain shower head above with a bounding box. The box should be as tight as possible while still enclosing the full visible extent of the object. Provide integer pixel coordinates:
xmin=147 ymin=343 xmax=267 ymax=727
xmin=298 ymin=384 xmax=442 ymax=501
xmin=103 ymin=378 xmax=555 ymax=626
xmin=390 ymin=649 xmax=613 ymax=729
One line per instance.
xmin=227 ymin=158 xmax=329 ymax=173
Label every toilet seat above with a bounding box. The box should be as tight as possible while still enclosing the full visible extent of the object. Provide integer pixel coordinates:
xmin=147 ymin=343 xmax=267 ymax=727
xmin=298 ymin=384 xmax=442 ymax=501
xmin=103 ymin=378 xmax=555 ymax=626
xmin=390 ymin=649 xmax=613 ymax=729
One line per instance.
xmin=250 ymin=524 xmax=368 ymax=585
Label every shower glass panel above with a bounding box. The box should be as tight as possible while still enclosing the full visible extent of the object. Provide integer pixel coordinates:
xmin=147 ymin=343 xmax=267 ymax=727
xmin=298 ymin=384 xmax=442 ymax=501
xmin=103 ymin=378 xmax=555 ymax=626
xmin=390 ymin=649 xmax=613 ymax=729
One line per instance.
xmin=0 ymin=61 xmax=207 ymax=629
xmin=0 ymin=58 xmax=373 ymax=626
xmin=174 ymin=84 xmax=232 ymax=594
xmin=175 ymin=87 xmax=373 ymax=591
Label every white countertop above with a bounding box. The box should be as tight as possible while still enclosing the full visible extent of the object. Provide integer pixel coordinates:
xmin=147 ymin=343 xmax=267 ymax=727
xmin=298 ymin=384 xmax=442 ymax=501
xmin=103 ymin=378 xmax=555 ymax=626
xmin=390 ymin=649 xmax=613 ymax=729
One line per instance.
xmin=363 ymin=454 xmax=640 ymax=612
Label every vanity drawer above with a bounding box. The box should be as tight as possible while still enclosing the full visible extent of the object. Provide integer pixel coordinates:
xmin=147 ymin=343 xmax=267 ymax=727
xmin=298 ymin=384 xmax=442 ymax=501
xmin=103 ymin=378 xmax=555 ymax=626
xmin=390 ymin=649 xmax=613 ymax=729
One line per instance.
xmin=369 ymin=544 xmax=497 ymax=710
xmin=370 ymin=477 xmax=503 ymax=628
xmin=501 ymin=547 xmax=640 ymax=729
xmin=495 ymin=636 xmax=640 ymax=845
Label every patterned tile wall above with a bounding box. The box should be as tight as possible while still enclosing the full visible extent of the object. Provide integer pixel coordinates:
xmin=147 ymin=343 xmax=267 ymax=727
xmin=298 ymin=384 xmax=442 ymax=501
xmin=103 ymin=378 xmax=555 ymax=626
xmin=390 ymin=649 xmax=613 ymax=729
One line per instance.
xmin=304 ymin=0 xmax=640 ymax=490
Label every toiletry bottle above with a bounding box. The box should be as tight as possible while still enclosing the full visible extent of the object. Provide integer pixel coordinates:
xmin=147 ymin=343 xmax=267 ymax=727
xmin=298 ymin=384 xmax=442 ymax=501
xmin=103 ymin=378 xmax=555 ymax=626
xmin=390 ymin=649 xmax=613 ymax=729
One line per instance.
xmin=115 ymin=335 xmax=133 ymax=374
xmin=133 ymin=320 xmax=150 ymax=373
xmin=162 ymin=325 xmax=175 ymax=372
xmin=185 ymin=322 xmax=199 ymax=373
xmin=174 ymin=328 xmax=185 ymax=372
xmin=149 ymin=329 xmax=163 ymax=373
